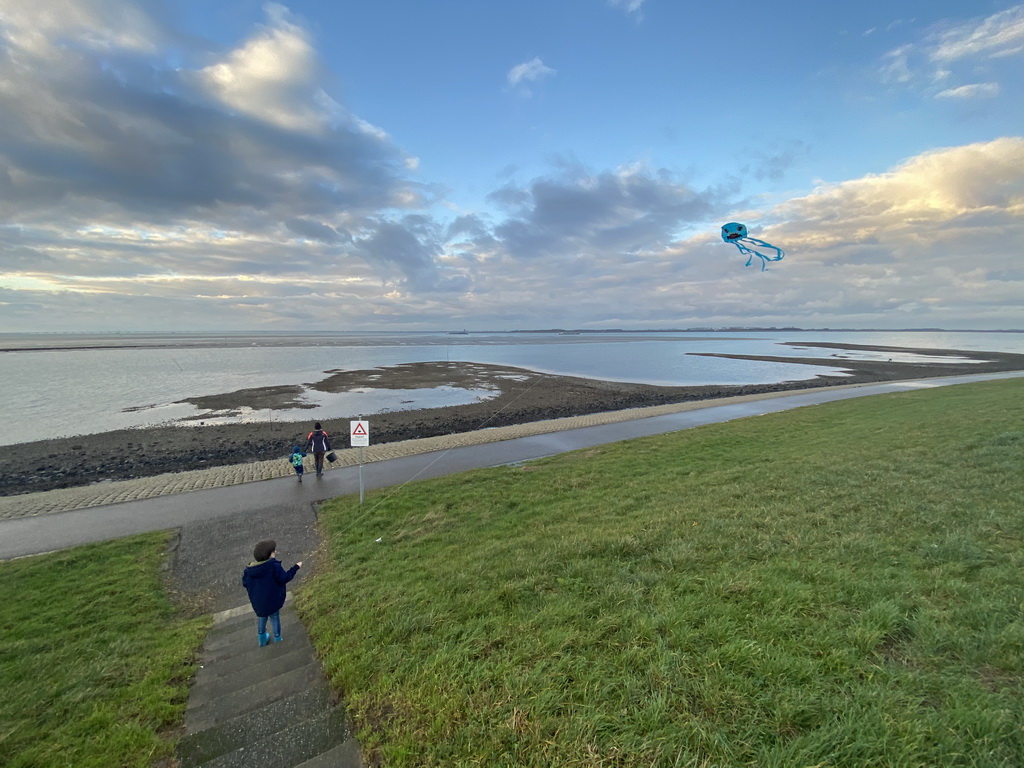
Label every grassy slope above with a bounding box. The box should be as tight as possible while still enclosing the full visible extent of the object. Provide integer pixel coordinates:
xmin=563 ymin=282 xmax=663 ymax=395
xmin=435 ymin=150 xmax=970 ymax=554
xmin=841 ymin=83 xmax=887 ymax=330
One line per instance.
xmin=1 ymin=533 xmax=209 ymax=768
xmin=300 ymin=379 xmax=1024 ymax=767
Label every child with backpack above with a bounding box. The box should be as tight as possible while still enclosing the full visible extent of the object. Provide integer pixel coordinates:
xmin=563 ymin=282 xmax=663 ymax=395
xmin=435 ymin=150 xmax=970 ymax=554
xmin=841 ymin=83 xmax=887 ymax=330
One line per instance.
xmin=289 ymin=445 xmax=306 ymax=481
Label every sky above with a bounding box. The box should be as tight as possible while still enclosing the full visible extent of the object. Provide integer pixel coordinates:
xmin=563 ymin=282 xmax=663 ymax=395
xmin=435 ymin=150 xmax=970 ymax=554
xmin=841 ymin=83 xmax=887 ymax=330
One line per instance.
xmin=0 ymin=0 xmax=1022 ymax=333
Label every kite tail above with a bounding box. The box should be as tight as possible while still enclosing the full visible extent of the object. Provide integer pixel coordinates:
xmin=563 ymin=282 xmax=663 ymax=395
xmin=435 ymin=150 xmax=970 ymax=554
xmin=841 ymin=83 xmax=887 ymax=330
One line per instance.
xmin=737 ymin=237 xmax=784 ymax=271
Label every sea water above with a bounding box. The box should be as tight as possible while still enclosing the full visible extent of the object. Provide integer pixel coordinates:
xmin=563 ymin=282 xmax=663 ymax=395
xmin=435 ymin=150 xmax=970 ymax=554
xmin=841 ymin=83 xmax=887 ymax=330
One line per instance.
xmin=0 ymin=330 xmax=1021 ymax=446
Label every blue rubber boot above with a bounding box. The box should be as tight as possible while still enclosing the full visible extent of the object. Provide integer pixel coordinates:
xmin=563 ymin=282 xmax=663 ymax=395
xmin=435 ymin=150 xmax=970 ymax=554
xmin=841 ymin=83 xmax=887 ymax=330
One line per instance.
xmin=273 ymin=635 xmax=283 ymax=643
xmin=258 ymin=632 xmax=271 ymax=647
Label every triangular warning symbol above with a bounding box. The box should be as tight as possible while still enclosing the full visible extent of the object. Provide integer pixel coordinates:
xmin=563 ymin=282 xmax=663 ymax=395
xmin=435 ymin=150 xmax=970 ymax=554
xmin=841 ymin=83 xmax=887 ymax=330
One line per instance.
xmin=352 ymin=423 xmax=368 ymax=436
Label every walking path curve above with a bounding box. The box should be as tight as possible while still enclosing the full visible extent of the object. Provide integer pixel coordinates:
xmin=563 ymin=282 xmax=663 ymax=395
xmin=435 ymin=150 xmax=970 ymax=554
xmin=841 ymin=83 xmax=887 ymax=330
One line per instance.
xmin=2 ymin=370 xmax=1022 ymax=561
xmin=0 ymin=385 xmax=871 ymax=521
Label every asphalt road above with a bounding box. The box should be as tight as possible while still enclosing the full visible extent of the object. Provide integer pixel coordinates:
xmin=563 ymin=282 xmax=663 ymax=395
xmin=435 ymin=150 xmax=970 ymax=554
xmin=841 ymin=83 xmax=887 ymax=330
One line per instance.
xmin=3 ymin=371 xmax=1022 ymax=565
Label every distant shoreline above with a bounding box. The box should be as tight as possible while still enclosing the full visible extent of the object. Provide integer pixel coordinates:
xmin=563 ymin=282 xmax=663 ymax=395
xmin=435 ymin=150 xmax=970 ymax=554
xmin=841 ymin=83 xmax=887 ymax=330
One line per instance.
xmin=505 ymin=328 xmax=1024 ymax=334
xmin=1 ymin=327 xmax=1022 ymax=353
xmin=3 ymin=343 xmax=1023 ymax=498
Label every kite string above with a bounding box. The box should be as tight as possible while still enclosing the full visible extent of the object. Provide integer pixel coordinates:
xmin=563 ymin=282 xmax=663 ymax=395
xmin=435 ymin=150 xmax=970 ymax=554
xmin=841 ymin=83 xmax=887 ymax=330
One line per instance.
xmin=328 ymin=370 xmax=554 ymax=538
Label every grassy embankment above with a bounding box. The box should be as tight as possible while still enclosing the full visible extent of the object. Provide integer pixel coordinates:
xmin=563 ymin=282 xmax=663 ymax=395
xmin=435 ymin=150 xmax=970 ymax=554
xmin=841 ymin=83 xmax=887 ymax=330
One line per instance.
xmin=1 ymin=533 xmax=208 ymax=768
xmin=300 ymin=378 xmax=1024 ymax=767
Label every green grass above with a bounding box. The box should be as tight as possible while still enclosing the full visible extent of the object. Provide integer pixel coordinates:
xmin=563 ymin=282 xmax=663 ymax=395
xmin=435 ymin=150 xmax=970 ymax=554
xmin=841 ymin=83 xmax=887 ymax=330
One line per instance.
xmin=0 ymin=532 xmax=209 ymax=768
xmin=299 ymin=378 xmax=1024 ymax=767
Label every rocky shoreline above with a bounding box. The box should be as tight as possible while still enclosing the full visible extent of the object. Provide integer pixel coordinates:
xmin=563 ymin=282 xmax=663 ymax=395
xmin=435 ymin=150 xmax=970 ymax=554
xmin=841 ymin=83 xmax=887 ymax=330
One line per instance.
xmin=3 ymin=343 xmax=1023 ymax=498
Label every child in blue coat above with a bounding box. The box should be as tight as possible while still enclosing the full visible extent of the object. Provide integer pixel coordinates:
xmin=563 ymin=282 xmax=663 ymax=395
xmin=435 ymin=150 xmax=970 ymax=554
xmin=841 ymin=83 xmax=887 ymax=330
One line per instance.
xmin=241 ymin=539 xmax=302 ymax=646
xmin=289 ymin=445 xmax=306 ymax=481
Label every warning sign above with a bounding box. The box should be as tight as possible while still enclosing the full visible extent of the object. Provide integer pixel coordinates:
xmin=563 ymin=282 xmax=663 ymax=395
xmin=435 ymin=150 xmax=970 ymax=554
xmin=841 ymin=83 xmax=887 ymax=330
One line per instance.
xmin=350 ymin=420 xmax=370 ymax=447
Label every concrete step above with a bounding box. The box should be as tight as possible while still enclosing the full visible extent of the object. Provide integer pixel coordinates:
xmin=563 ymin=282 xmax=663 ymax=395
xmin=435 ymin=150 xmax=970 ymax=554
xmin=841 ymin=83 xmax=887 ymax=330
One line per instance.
xmin=293 ymin=737 xmax=364 ymax=768
xmin=203 ymin=612 xmax=306 ymax=659
xmin=190 ymin=646 xmax=315 ymax=702
xmin=178 ymin=601 xmax=363 ymax=767
xmin=206 ymin=605 xmax=297 ymax=632
xmin=206 ymin=610 xmax=305 ymax=638
xmin=202 ymin=629 xmax=311 ymax=666
xmin=200 ymin=632 xmax=313 ymax=677
xmin=185 ymin=660 xmax=324 ymax=733
xmin=186 ymin=707 xmax=351 ymax=768
xmin=177 ymin=682 xmax=331 ymax=765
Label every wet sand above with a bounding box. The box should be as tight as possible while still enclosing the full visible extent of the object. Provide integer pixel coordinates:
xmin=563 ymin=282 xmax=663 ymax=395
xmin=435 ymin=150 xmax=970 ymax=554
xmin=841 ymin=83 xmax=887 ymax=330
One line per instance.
xmin=4 ymin=343 xmax=1023 ymax=497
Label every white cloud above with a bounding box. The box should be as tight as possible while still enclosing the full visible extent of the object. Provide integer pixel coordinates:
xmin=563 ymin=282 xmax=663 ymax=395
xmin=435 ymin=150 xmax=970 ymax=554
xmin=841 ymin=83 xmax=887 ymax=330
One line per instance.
xmin=462 ymin=138 xmax=1024 ymax=331
xmin=880 ymin=5 xmax=1024 ymax=96
xmin=0 ymin=3 xmax=419 ymax=226
xmin=506 ymin=56 xmax=556 ymax=94
xmin=741 ymin=138 xmax=1024 ymax=326
xmin=880 ymin=44 xmax=914 ymax=84
xmin=4 ymin=131 xmax=1023 ymax=332
xmin=198 ymin=3 xmax=336 ymax=133
xmin=0 ymin=0 xmax=452 ymax=314
xmin=935 ymin=82 xmax=1000 ymax=99
xmin=608 ymin=0 xmax=645 ymax=15
xmin=774 ymin=138 xmax=1024 ymax=233
xmin=486 ymin=161 xmax=719 ymax=261
xmin=930 ymin=4 xmax=1024 ymax=62
xmin=0 ymin=0 xmax=161 ymax=56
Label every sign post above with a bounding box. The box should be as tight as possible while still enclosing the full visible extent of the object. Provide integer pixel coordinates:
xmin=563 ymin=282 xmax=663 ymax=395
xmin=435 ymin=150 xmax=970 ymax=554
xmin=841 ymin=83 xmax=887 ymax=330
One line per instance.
xmin=350 ymin=419 xmax=370 ymax=504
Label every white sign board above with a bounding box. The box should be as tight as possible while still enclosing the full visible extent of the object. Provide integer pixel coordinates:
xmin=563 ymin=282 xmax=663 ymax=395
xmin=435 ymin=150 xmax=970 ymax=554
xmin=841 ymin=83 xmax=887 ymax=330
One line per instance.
xmin=350 ymin=420 xmax=370 ymax=447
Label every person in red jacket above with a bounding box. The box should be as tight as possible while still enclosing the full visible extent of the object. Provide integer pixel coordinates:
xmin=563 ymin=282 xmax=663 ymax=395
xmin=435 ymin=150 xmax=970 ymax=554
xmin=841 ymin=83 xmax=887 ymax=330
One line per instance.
xmin=304 ymin=422 xmax=331 ymax=477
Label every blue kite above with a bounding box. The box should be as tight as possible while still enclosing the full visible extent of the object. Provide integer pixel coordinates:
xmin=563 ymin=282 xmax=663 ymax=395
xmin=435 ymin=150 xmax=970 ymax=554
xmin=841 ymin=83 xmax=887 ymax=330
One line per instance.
xmin=721 ymin=222 xmax=784 ymax=271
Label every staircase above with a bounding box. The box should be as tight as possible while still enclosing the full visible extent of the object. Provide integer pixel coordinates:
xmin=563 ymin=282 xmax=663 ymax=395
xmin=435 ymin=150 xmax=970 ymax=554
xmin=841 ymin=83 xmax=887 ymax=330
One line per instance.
xmin=177 ymin=604 xmax=362 ymax=767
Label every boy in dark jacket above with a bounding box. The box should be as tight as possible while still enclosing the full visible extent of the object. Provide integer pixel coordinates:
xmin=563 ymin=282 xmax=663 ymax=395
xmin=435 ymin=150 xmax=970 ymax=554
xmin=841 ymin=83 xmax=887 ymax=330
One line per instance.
xmin=241 ymin=539 xmax=302 ymax=646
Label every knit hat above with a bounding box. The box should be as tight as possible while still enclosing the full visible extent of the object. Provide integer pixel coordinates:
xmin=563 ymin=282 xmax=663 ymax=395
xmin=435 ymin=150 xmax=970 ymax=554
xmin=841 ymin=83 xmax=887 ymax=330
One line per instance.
xmin=253 ymin=539 xmax=276 ymax=562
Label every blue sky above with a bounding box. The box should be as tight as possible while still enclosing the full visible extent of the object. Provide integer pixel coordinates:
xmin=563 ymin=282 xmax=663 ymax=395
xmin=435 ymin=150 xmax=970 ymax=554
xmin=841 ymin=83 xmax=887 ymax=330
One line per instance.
xmin=1 ymin=0 xmax=1022 ymax=331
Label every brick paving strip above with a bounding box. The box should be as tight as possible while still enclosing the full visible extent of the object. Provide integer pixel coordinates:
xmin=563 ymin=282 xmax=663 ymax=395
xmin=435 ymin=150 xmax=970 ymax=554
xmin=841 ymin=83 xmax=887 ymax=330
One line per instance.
xmin=0 ymin=389 xmax=831 ymax=520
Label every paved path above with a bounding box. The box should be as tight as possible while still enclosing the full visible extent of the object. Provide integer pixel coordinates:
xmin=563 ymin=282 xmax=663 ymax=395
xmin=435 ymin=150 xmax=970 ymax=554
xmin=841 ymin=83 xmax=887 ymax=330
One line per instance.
xmin=0 ymin=387 xmax=850 ymax=520
xmin=177 ymin=602 xmax=361 ymax=767
xmin=2 ymin=371 xmax=1022 ymax=561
